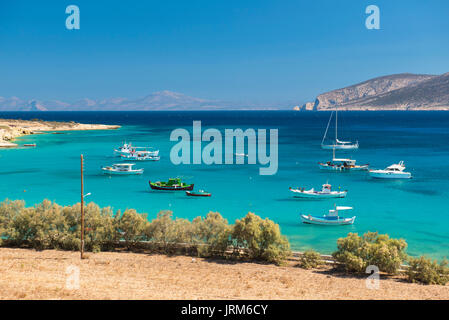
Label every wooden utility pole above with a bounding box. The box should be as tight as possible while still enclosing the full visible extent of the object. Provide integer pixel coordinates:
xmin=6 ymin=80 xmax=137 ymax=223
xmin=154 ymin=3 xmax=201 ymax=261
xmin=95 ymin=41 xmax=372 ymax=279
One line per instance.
xmin=80 ymin=154 xmax=85 ymax=259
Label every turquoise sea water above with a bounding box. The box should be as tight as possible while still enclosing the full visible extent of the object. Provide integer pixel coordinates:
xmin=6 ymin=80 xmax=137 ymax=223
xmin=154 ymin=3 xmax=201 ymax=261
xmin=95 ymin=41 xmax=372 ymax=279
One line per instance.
xmin=0 ymin=111 xmax=448 ymax=259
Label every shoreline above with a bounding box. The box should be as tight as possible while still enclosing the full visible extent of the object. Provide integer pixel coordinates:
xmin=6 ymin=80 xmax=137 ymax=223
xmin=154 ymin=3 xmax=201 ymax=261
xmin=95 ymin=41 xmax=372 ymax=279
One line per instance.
xmin=0 ymin=247 xmax=447 ymax=300
xmin=0 ymin=118 xmax=120 ymax=148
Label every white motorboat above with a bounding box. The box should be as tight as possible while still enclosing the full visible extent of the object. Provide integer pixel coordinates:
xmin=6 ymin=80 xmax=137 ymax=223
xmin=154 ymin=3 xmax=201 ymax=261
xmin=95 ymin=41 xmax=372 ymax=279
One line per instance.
xmin=290 ymin=183 xmax=347 ymax=199
xmin=321 ymin=109 xmax=359 ymax=150
xmin=369 ymin=161 xmax=412 ymax=179
xmin=300 ymin=206 xmax=356 ymax=225
xmin=102 ymin=163 xmax=144 ymax=175
xmin=121 ymin=152 xmax=160 ymax=161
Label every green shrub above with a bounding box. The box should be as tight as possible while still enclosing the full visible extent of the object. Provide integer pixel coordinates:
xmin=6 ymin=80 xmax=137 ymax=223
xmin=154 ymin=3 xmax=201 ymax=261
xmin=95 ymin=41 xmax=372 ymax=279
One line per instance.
xmin=0 ymin=200 xmax=27 ymax=245
xmin=232 ymin=212 xmax=291 ymax=265
xmin=6 ymin=200 xmax=70 ymax=250
xmin=193 ymin=212 xmax=231 ymax=257
xmin=0 ymin=199 xmax=291 ymax=265
xmin=83 ymin=203 xmax=117 ymax=251
xmin=300 ymin=250 xmax=324 ymax=269
xmin=407 ymin=256 xmax=449 ymax=285
xmin=333 ymin=232 xmax=407 ymax=274
xmin=117 ymin=209 xmax=149 ymax=248
xmin=146 ymin=211 xmax=196 ymax=253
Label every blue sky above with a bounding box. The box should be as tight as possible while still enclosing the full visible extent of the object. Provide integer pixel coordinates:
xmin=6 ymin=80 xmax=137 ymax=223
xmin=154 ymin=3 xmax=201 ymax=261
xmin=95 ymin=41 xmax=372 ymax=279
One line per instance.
xmin=0 ymin=0 xmax=448 ymax=105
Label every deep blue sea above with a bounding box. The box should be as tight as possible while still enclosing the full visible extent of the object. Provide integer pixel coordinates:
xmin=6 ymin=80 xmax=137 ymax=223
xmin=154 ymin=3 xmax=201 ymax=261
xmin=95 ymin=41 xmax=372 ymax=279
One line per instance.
xmin=1 ymin=111 xmax=448 ymax=259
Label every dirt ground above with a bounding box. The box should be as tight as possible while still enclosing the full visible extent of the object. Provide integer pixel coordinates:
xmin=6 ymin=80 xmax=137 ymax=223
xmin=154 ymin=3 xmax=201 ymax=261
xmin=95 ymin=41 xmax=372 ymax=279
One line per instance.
xmin=0 ymin=248 xmax=447 ymax=300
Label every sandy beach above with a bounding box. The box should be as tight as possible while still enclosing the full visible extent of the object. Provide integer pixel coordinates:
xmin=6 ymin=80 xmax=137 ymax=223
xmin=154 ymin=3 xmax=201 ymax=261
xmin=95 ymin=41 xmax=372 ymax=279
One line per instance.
xmin=0 ymin=118 xmax=120 ymax=147
xmin=0 ymin=248 xmax=447 ymax=300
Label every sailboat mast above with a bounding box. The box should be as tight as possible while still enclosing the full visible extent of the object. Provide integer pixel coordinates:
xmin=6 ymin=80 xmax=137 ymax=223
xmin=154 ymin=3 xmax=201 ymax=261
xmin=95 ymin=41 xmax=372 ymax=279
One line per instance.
xmin=335 ymin=107 xmax=338 ymax=142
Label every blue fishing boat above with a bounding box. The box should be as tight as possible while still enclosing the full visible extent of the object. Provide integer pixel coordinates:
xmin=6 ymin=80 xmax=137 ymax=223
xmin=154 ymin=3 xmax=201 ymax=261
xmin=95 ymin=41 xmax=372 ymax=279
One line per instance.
xmin=301 ymin=206 xmax=356 ymax=225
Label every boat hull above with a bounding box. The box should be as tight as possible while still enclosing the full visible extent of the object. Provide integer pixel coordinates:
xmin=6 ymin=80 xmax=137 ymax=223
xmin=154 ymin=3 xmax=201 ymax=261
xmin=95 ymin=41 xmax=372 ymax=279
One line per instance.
xmin=149 ymin=181 xmax=194 ymax=191
xmin=121 ymin=155 xmax=160 ymax=161
xmin=321 ymin=144 xmax=359 ymax=150
xmin=369 ymin=170 xmax=412 ymax=179
xmin=186 ymin=191 xmax=211 ymax=197
xmin=291 ymin=190 xmax=347 ymax=199
xmin=300 ymin=214 xmax=355 ymax=225
xmin=115 ymin=150 xmax=159 ymax=157
xmin=102 ymin=168 xmax=144 ymax=175
xmin=319 ymin=163 xmax=369 ymax=171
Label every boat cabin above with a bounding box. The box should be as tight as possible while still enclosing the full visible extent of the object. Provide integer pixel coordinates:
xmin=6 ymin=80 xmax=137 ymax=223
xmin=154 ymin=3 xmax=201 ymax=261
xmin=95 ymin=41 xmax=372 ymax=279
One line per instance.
xmin=385 ymin=161 xmax=406 ymax=172
xmin=112 ymin=163 xmax=135 ymax=171
xmin=167 ymin=178 xmax=182 ymax=186
xmin=332 ymin=158 xmax=356 ymax=166
xmin=321 ymin=184 xmax=332 ymax=193
xmin=327 ymin=206 xmax=353 ymax=218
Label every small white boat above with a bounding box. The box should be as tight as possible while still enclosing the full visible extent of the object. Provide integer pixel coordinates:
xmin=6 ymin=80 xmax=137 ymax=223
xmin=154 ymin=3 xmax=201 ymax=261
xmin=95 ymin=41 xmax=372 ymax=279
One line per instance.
xmin=127 ymin=147 xmax=159 ymax=157
xmin=369 ymin=161 xmax=412 ymax=179
xmin=102 ymin=163 xmax=144 ymax=175
xmin=121 ymin=152 xmax=160 ymax=161
xmin=301 ymin=206 xmax=356 ymax=225
xmin=114 ymin=142 xmax=159 ymax=157
xmin=290 ymin=183 xmax=347 ymax=199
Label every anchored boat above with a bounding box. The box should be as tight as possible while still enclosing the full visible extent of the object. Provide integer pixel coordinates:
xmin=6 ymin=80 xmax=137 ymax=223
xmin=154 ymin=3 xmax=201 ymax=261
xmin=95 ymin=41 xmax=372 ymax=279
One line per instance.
xmin=115 ymin=142 xmax=159 ymax=157
xmin=369 ymin=161 xmax=412 ymax=179
xmin=290 ymin=183 xmax=347 ymax=199
xmin=319 ymin=158 xmax=369 ymax=171
xmin=121 ymin=152 xmax=160 ymax=161
xmin=186 ymin=190 xmax=211 ymax=197
xmin=321 ymin=109 xmax=359 ymax=150
xmin=319 ymin=147 xmax=368 ymax=171
xmin=300 ymin=206 xmax=356 ymax=225
xmin=149 ymin=178 xmax=194 ymax=191
xmin=102 ymin=163 xmax=144 ymax=175
xmin=114 ymin=141 xmax=133 ymax=154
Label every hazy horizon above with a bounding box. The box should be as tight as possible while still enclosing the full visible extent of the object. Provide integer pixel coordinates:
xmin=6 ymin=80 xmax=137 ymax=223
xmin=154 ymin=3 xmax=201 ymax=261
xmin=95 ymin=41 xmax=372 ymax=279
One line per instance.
xmin=1 ymin=0 xmax=448 ymax=107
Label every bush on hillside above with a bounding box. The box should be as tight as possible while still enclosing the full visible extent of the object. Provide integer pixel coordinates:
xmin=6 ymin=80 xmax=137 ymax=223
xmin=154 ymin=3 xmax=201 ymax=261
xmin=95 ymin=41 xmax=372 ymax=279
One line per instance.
xmin=333 ymin=232 xmax=407 ymax=274
xmin=146 ymin=210 xmax=195 ymax=253
xmin=193 ymin=211 xmax=231 ymax=257
xmin=299 ymin=250 xmax=325 ymax=269
xmin=407 ymin=256 xmax=449 ymax=285
xmin=0 ymin=199 xmax=292 ymax=265
xmin=232 ymin=212 xmax=291 ymax=265
xmin=117 ymin=208 xmax=149 ymax=248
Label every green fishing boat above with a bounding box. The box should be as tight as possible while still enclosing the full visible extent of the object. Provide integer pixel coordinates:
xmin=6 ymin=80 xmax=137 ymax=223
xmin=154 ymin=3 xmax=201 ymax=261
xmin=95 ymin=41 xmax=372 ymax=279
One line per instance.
xmin=149 ymin=178 xmax=194 ymax=191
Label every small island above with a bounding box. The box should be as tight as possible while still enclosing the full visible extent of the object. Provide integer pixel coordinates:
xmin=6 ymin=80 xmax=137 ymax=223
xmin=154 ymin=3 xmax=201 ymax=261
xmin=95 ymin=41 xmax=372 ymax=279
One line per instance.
xmin=0 ymin=118 xmax=120 ymax=147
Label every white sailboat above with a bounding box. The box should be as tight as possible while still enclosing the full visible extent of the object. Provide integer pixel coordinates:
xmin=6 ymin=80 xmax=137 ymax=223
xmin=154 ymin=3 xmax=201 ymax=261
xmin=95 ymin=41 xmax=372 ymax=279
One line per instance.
xmin=321 ymin=109 xmax=359 ymax=150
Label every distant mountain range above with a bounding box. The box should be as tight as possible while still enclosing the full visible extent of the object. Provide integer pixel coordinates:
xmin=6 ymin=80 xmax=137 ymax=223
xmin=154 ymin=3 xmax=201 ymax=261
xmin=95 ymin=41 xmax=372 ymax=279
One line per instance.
xmin=0 ymin=90 xmax=281 ymax=111
xmin=297 ymin=72 xmax=449 ymax=111
xmin=3 ymin=72 xmax=449 ymax=111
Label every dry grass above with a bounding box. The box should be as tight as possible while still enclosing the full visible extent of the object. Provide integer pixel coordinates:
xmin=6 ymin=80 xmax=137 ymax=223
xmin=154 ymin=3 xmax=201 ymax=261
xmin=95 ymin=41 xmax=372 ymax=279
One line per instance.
xmin=0 ymin=248 xmax=448 ymax=300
